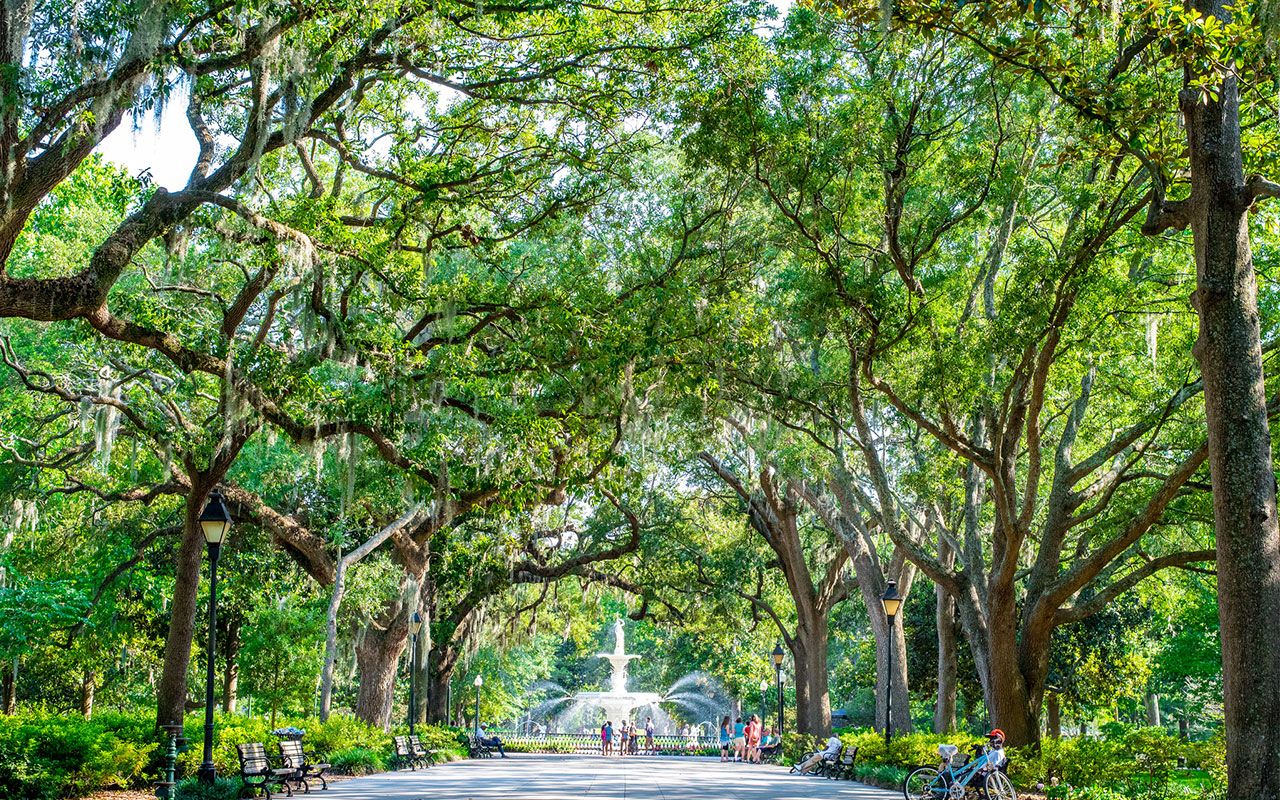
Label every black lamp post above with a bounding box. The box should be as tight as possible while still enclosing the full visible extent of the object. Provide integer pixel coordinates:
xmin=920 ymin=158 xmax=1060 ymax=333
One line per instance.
xmin=196 ymin=488 xmax=232 ymax=784
xmin=771 ymin=642 xmax=785 ymax=736
xmin=880 ymin=580 xmax=903 ymax=747
xmin=408 ymin=612 xmax=422 ymax=734
xmin=473 ymin=674 xmax=483 ymax=735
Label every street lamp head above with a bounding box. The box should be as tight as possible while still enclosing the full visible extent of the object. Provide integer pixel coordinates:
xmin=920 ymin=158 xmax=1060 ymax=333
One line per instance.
xmin=198 ymin=488 xmax=233 ymax=546
xmin=759 ymin=678 xmax=769 ymax=692
xmin=771 ymin=641 xmax=785 ymax=667
xmin=474 ymin=674 xmax=483 ymax=688
xmin=880 ymin=580 xmax=902 ymax=620
xmin=408 ymin=611 xmax=423 ymax=636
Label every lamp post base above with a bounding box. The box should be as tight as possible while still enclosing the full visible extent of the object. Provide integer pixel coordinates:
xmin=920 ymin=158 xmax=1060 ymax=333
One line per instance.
xmin=196 ymin=761 xmax=217 ymax=785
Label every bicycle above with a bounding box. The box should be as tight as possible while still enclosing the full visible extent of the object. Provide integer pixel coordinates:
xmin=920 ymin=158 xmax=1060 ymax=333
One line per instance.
xmin=902 ymin=742 xmax=1017 ymax=800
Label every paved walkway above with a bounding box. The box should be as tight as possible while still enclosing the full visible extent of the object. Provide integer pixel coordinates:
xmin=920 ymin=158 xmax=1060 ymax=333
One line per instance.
xmin=321 ymin=754 xmax=899 ymax=799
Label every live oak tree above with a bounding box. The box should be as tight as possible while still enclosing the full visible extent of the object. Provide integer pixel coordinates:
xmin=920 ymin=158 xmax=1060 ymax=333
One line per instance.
xmin=698 ymin=443 xmax=850 ymax=736
xmin=809 ymin=0 xmax=1280 ymax=789
xmin=685 ymin=8 xmax=1233 ymax=748
xmin=1 ymin=0 xmax=761 ymax=729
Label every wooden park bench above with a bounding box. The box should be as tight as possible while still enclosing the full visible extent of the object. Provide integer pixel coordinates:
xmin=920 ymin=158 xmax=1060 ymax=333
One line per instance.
xmin=409 ymin=734 xmax=439 ymax=766
xmin=237 ymin=742 xmax=296 ymax=799
xmin=279 ymin=738 xmax=331 ymax=791
xmin=458 ymin=732 xmax=494 ymax=758
xmin=392 ymin=735 xmax=427 ymax=770
xmin=759 ymin=740 xmax=782 ymax=764
xmin=827 ymin=745 xmax=858 ymax=780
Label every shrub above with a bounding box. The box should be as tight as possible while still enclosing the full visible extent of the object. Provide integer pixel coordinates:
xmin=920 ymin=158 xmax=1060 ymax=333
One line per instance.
xmin=175 ymin=713 xmax=426 ymax=774
xmin=387 ymin=723 xmax=466 ymax=761
xmin=173 ymin=776 xmax=244 ymax=800
xmin=780 ymin=731 xmax=820 ymax=764
xmin=306 ymin=716 xmax=369 ymax=753
xmin=328 ymin=746 xmax=385 ymax=775
xmin=853 ymin=762 xmax=908 ymax=789
xmin=0 ymin=709 xmax=158 ymax=799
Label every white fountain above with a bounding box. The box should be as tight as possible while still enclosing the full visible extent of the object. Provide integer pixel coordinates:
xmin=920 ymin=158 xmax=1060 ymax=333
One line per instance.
xmin=573 ymin=619 xmax=663 ymax=725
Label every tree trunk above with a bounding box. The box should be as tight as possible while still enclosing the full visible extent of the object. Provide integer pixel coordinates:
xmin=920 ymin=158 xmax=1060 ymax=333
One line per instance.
xmin=354 ymin=609 xmax=410 ymax=730
xmin=934 ymin=582 xmax=958 ymax=732
xmin=1046 ymin=692 xmax=1061 ymax=739
xmin=319 ymin=557 xmax=348 ymax=722
xmin=411 ymin=576 xmax=433 ymax=726
xmin=985 ymin=583 xmax=1040 ymax=748
xmin=81 ymin=670 xmax=96 ymax=718
xmin=411 ymin=619 xmax=430 ymax=726
xmin=2 ymin=657 xmax=14 ymax=714
xmin=222 ymin=617 xmax=241 ymax=714
xmin=155 ymin=489 xmax=210 ymax=727
xmin=1178 ymin=51 xmax=1280 ymax=800
xmin=1145 ymin=693 xmax=1161 ymax=728
xmin=867 ymin=595 xmax=914 ymax=736
xmin=791 ymin=610 xmax=832 ymax=736
xmin=425 ymin=646 xmax=454 ymax=725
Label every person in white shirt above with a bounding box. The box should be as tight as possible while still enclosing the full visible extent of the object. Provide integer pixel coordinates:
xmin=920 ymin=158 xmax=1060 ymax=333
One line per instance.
xmin=796 ymin=734 xmax=842 ymax=774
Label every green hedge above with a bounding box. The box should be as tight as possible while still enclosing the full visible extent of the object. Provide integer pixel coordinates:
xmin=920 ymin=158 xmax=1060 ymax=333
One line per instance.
xmin=0 ymin=710 xmax=464 ymax=798
xmin=819 ymin=725 xmax=1224 ymax=799
xmin=0 ymin=711 xmax=158 ymax=799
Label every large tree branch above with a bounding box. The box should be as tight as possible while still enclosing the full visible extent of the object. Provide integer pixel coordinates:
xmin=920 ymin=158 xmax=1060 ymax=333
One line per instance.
xmin=1055 ymin=549 xmax=1216 ymax=625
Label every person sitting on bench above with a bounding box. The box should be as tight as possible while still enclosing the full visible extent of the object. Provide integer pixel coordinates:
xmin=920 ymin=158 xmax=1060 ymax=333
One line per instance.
xmin=477 ymin=725 xmax=507 ymax=758
xmin=796 ymin=734 xmax=841 ymax=774
xmin=759 ymin=728 xmax=780 ymax=759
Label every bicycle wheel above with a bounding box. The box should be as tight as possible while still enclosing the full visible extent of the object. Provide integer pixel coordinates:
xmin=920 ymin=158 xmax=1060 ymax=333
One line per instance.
xmin=903 ymin=766 xmax=945 ymax=800
xmin=983 ymin=770 xmax=1017 ymax=800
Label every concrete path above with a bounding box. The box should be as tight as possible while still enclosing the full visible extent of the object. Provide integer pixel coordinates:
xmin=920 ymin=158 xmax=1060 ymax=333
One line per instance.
xmin=319 ymin=754 xmax=900 ymax=799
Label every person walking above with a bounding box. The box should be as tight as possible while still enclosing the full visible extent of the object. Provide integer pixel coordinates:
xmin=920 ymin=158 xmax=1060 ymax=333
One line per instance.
xmin=602 ymin=720 xmax=613 ymax=756
xmin=718 ymin=716 xmax=732 ymax=762
xmin=746 ymin=714 xmax=762 ymax=763
xmin=732 ymin=716 xmax=746 ymax=762
xmin=619 ymin=719 xmax=629 ymax=756
xmin=645 ymin=717 xmax=655 ymax=754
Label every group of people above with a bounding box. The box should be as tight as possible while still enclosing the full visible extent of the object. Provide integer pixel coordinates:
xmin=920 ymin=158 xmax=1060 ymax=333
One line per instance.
xmin=600 ymin=717 xmax=657 ymax=755
xmin=718 ymin=715 xmax=779 ymax=763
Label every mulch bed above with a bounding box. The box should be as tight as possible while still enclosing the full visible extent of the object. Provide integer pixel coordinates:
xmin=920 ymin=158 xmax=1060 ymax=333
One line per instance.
xmin=83 ymin=774 xmax=363 ymax=800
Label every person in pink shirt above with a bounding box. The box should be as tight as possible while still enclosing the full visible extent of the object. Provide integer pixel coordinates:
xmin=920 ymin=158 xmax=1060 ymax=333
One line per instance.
xmin=746 ymin=714 xmax=762 ymax=763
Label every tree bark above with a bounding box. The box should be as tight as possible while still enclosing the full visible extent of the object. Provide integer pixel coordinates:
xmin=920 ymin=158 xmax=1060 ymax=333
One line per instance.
xmin=855 ymin=570 xmax=914 ymax=737
xmin=1 ymin=657 xmax=13 ymax=714
xmin=155 ymin=487 xmax=210 ymax=727
xmin=1046 ymin=692 xmax=1061 ymax=739
xmin=320 ymin=507 xmax=423 ymax=722
xmin=791 ymin=608 xmax=833 ymax=736
xmin=411 ymin=583 xmax=431 ymax=726
xmin=425 ymin=644 xmax=456 ymax=724
xmin=222 ymin=617 xmax=241 ymax=714
xmin=1145 ymin=693 xmax=1161 ymax=728
xmin=1179 ymin=44 xmax=1280 ymax=799
xmin=354 ymin=590 xmax=412 ymax=730
xmin=81 ymin=670 xmax=96 ymax=718
xmin=934 ymin=542 xmax=958 ymax=734
xmin=319 ymin=557 xmax=348 ymax=722
xmin=985 ymin=581 xmax=1040 ymax=749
